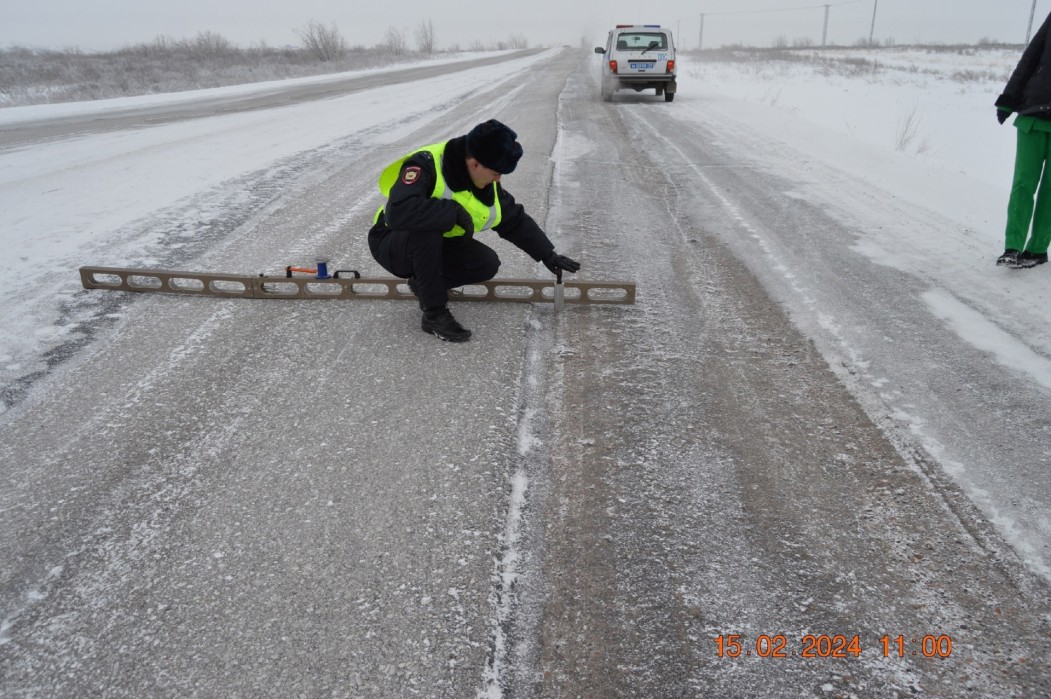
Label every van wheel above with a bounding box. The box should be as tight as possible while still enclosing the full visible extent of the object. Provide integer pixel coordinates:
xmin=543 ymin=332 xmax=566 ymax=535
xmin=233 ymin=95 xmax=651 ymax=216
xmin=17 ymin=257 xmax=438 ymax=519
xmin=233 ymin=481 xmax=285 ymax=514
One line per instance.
xmin=664 ymin=92 xmax=675 ymax=102
xmin=602 ymin=83 xmax=613 ymax=102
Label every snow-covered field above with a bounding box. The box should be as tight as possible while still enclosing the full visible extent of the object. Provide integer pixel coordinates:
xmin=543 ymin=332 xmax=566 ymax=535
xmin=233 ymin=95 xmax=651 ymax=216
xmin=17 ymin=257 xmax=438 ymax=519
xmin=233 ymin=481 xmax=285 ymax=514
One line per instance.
xmin=690 ymin=47 xmax=1018 ymax=185
xmin=679 ymin=46 xmax=1043 ymax=383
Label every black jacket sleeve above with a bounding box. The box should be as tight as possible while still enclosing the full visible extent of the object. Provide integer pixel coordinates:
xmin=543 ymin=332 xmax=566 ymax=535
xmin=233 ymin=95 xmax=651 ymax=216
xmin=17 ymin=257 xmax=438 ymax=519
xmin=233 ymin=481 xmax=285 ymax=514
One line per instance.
xmin=1000 ymin=12 xmax=1051 ymax=111
xmin=493 ymin=185 xmax=556 ymax=261
xmin=383 ymin=151 xmax=464 ymax=233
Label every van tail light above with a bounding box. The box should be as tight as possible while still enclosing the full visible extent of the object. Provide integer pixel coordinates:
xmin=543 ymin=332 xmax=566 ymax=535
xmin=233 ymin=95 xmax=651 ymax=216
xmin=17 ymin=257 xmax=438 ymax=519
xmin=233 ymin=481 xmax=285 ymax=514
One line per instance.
xmin=609 ymin=60 xmax=618 ymax=74
xmin=666 ymin=60 xmax=675 ymax=73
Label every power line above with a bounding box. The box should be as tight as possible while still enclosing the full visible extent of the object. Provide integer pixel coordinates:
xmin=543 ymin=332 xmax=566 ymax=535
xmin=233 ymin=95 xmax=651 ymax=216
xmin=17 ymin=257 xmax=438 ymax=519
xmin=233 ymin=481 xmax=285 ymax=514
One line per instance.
xmin=869 ymin=0 xmax=878 ymax=45
xmin=685 ymin=0 xmax=869 ymax=49
xmin=680 ymin=0 xmax=866 ymax=21
xmin=1026 ymin=0 xmax=1038 ymax=44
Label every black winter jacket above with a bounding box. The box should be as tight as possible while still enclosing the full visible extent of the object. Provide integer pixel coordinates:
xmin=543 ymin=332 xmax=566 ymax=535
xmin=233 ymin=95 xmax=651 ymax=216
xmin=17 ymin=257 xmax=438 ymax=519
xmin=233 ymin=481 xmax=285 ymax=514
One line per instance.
xmin=998 ymin=11 xmax=1051 ymax=118
xmin=373 ymin=135 xmax=555 ymax=262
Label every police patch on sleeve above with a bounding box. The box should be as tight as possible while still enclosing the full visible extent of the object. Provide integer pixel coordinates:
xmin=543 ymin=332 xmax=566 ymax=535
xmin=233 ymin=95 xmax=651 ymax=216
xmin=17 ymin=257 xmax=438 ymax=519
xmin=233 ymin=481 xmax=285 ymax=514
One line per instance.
xmin=401 ymin=166 xmax=422 ymax=185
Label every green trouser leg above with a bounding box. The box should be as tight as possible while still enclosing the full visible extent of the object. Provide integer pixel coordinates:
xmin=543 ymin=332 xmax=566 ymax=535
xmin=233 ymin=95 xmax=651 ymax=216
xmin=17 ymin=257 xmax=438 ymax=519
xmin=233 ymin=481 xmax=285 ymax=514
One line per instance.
xmin=1005 ymin=127 xmax=1051 ymax=253
xmin=1027 ymin=135 xmax=1051 ymax=254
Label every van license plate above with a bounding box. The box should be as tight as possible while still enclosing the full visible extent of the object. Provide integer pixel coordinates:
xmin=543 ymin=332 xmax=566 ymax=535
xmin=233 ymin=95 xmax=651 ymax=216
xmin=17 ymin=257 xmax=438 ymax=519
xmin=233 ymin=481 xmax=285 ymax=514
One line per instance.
xmin=629 ymin=62 xmax=654 ymax=70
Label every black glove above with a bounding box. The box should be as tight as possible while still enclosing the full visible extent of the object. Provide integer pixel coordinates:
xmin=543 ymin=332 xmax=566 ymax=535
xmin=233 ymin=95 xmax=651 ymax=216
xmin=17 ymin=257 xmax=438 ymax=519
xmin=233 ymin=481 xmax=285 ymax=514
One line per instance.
xmin=542 ymin=251 xmax=581 ymax=275
xmin=995 ymin=94 xmax=1015 ymax=125
xmin=455 ymin=205 xmax=474 ymax=236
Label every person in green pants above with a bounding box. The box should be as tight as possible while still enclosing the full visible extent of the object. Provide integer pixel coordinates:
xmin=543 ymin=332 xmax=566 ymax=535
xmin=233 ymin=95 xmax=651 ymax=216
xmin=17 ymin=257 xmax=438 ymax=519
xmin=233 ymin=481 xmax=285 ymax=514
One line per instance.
xmin=996 ymin=10 xmax=1051 ymax=269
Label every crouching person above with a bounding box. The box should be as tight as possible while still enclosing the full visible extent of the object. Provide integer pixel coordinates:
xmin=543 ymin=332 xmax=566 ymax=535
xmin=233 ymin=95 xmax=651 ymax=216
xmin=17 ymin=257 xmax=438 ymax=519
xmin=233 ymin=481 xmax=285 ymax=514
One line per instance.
xmin=368 ymin=119 xmax=580 ymax=342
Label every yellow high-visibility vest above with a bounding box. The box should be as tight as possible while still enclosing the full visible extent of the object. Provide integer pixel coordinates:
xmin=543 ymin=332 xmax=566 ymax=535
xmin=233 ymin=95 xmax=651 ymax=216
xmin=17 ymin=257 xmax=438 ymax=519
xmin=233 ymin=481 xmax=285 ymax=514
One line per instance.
xmin=376 ymin=142 xmax=502 ymax=238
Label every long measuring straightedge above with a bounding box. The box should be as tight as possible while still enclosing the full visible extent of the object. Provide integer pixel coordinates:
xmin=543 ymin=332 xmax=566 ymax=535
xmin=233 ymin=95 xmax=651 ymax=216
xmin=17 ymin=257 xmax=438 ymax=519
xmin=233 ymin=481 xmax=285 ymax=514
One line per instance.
xmin=78 ymin=266 xmax=636 ymax=306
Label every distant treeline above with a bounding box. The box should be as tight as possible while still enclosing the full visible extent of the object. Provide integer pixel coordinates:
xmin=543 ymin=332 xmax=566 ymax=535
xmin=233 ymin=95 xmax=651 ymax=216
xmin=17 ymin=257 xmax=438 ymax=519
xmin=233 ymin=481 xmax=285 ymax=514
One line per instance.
xmin=2 ymin=26 xmax=1014 ymax=109
xmin=0 ymin=22 xmax=531 ymax=107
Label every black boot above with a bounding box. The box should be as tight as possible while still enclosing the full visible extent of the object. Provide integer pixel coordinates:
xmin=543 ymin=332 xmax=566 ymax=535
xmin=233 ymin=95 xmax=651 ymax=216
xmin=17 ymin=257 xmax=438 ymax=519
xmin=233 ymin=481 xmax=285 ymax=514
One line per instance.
xmin=996 ymin=249 xmax=1020 ymax=267
xmin=1018 ymin=250 xmax=1049 ymax=268
xmin=421 ymin=306 xmax=471 ymax=342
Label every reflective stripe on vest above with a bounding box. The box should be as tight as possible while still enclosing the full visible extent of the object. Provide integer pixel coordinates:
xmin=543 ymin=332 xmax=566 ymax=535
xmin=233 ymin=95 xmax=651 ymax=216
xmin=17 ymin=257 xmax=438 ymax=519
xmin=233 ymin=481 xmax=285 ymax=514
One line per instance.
xmin=375 ymin=142 xmax=501 ymax=238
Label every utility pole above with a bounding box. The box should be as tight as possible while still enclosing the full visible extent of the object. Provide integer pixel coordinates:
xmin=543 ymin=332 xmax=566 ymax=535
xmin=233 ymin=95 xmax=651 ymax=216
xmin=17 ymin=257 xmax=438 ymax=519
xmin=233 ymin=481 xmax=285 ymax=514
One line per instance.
xmin=822 ymin=5 xmax=830 ymax=47
xmin=1026 ymin=0 xmax=1038 ymax=44
xmin=699 ymin=14 xmax=705 ymax=51
xmin=869 ymin=0 xmax=878 ymax=46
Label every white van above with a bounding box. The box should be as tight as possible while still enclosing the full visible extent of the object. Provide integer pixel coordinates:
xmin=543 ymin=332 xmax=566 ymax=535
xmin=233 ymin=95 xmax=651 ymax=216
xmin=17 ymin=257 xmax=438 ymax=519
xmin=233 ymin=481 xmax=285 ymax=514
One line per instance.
xmin=595 ymin=25 xmax=677 ymax=102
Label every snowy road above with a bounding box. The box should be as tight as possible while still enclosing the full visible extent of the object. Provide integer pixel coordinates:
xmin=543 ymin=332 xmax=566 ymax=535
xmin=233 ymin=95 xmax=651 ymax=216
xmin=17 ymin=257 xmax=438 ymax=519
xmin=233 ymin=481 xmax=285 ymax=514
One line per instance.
xmin=1 ymin=48 xmax=1050 ymax=697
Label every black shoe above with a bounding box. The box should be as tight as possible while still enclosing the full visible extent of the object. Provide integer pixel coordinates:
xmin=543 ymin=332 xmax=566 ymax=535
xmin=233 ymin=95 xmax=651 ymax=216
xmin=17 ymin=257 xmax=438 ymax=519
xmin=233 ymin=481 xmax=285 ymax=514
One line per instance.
xmin=996 ymin=249 xmax=1020 ymax=267
xmin=406 ymin=277 xmax=424 ymax=309
xmin=1018 ymin=251 xmax=1048 ymax=268
xmin=421 ymin=306 xmax=471 ymax=342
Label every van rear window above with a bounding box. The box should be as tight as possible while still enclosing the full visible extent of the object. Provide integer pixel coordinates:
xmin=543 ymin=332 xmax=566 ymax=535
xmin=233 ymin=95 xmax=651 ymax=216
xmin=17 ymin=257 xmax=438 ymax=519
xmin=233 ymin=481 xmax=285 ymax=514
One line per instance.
xmin=615 ymin=33 xmax=668 ymax=51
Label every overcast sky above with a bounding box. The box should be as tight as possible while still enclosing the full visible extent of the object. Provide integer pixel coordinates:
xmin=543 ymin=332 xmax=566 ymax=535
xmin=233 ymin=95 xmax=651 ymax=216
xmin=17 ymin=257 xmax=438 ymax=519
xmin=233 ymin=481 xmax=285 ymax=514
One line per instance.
xmin=4 ymin=0 xmax=1051 ymax=52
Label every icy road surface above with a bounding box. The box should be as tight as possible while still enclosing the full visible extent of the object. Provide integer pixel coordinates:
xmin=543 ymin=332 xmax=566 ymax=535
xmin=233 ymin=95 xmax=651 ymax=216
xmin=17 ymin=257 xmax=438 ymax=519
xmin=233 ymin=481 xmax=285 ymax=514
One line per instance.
xmin=1 ymin=48 xmax=1050 ymax=697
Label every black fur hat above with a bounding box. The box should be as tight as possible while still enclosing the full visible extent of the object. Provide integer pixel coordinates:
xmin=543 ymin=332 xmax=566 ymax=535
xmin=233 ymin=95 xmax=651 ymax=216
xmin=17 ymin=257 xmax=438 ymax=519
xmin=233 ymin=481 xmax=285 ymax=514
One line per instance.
xmin=466 ymin=119 xmax=523 ymax=174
